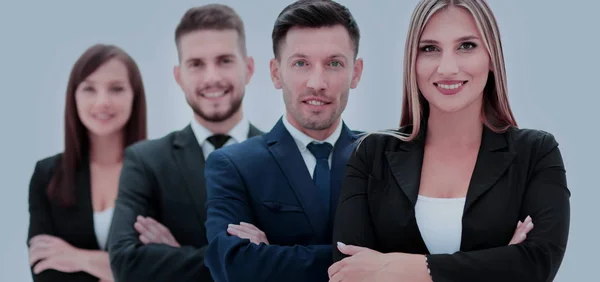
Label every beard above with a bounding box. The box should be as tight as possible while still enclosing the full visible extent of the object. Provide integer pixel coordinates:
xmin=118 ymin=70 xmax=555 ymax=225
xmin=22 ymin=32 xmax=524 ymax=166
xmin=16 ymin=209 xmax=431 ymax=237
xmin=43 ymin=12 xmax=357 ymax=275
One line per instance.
xmin=284 ymin=88 xmax=348 ymax=131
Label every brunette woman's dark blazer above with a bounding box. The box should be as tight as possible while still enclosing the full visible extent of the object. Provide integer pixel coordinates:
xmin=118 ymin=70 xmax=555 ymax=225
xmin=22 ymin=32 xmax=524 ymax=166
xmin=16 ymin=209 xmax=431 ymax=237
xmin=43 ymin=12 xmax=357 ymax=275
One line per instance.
xmin=28 ymin=153 xmax=103 ymax=282
xmin=332 ymin=125 xmax=570 ymax=282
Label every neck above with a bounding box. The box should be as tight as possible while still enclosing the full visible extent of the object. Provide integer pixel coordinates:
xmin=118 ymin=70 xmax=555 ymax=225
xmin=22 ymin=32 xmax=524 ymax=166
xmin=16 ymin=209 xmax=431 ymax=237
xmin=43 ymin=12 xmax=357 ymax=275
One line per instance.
xmin=88 ymin=132 xmax=124 ymax=165
xmin=195 ymin=109 xmax=243 ymax=135
xmin=425 ymin=99 xmax=483 ymax=148
xmin=286 ymin=113 xmax=340 ymax=141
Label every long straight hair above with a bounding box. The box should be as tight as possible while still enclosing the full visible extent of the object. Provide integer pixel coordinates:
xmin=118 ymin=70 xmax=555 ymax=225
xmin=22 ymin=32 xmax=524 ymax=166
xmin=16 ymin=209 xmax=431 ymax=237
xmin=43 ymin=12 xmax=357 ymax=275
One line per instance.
xmin=381 ymin=0 xmax=517 ymax=143
xmin=48 ymin=44 xmax=147 ymax=207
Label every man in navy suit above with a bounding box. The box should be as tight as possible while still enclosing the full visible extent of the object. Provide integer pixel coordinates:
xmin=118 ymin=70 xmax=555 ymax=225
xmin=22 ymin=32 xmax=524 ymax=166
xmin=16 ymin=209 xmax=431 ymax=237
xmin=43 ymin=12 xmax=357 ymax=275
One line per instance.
xmin=203 ymin=1 xmax=364 ymax=281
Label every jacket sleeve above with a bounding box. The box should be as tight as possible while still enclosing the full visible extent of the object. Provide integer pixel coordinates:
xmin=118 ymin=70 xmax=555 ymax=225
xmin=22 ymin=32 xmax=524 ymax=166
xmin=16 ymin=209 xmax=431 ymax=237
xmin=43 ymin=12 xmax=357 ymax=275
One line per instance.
xmin=331 ymin=137 xmax=379 ymax=263
xmin=426 ymin=132 xmax=571 ymax=282
xmin=204 ymin=150 xmax=332 ymax=282
xmin=108 ymin=146 xmax=210 ymax=282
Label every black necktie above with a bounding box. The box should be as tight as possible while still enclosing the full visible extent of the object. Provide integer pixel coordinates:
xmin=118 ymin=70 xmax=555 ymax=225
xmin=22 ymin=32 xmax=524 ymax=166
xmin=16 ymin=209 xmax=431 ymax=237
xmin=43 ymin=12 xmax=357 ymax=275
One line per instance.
xmin=207 ymin=134 xmax=231 ymax=149
xmin=307 ymin=142 xmax=333 ymax=215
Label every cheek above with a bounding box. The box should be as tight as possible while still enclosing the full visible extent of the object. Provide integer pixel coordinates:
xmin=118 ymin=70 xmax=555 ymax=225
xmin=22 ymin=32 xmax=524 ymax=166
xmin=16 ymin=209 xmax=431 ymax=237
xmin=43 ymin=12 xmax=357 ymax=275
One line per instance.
xmin=465 ymin=53 xmax=490 ymax=79
xmin=415 ymin=57 xmax=436 ymax=86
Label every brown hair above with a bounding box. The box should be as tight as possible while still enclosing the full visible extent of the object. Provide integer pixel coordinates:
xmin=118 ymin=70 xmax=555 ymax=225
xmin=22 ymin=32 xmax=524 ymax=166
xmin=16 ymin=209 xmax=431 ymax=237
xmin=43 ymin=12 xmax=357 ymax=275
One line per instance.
xmin=175 ymin=4 xmax=247 ymax=59
xmin=48 ymin=44 xmax=147 ymax=207
xmin=272 ymin=0 xmax=360 ymax=59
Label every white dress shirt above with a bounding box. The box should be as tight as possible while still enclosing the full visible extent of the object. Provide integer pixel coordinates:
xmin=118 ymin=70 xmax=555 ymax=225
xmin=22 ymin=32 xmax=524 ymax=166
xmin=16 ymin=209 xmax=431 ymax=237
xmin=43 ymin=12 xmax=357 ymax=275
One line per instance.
xmin=415 ymin=195 xmax=466 ymax=254
xmin=282 ymin=114 xmax=343 ymax=178
xmin=190 ymin=116 xmax=250 ymax=160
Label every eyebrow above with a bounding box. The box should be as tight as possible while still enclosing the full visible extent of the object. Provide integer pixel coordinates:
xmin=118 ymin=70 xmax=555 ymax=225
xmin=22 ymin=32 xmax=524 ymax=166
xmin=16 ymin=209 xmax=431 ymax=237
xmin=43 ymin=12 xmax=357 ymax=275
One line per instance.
xmin=419 ymin=35 xmax=480 ymax=44
xmin=185 ymin=53 xmax=236 ymax=63
xmin=287 ymin=53 xmax=348 ymax=62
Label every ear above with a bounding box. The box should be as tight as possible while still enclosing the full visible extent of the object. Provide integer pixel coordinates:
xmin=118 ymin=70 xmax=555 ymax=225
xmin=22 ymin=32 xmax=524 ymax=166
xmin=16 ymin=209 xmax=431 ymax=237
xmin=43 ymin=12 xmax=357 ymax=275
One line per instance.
xmin=350 ymin=58 xmax=364 ymax=89
xmin=245 ymin=56 xmax=255 ymax=85
xmin=269 ymin=58 xmax=283 ymax=89
xmin=173 ymin=65 xmax=182 ymax=88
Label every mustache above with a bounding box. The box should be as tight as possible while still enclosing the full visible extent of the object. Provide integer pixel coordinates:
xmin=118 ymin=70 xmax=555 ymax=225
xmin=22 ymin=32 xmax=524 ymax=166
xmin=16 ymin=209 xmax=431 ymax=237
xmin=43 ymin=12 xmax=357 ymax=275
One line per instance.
xmin=299 ymin=89 xmax=328 ymax=99
xmin=195 ymin=83 xmax=231 ymax=94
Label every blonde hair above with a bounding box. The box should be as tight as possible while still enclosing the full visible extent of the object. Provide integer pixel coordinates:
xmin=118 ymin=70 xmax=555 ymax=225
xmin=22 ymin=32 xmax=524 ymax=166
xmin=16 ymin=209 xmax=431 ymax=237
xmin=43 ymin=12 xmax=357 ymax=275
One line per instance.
xmin=361 ymin=0 xmax=517 ymax=145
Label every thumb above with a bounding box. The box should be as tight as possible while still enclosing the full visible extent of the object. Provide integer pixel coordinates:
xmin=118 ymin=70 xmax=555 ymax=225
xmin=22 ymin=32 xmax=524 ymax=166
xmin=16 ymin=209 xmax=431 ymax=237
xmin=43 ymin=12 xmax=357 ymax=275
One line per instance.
xmin=337 ymin=242 xmax=369 ymax=256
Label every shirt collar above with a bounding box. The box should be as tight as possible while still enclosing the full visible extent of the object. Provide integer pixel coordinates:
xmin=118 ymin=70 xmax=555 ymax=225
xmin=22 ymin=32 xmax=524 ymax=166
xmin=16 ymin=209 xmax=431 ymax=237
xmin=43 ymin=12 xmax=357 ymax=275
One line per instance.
xmin=282 ymin=113 xmax=343 ymax=153
xmin=190 ymin=115 xmax=250 ymax=146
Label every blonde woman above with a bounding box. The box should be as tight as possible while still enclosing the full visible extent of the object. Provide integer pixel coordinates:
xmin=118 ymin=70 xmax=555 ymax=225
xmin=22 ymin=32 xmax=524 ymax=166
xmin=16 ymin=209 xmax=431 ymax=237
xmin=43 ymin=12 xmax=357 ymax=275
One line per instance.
xmin=329 ymin=0 xmax=570 ymax=281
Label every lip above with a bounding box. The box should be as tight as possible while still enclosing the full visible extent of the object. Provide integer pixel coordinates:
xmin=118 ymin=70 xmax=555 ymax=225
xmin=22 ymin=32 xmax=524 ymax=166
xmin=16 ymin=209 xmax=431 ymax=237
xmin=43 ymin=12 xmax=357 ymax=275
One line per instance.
xmin=301 ymin=97 xmax=332 ymax=107
xmin=433 ymin=80 xmax=468 ymax=95
xmin=200 ymin=88 xmax=231 ymax=100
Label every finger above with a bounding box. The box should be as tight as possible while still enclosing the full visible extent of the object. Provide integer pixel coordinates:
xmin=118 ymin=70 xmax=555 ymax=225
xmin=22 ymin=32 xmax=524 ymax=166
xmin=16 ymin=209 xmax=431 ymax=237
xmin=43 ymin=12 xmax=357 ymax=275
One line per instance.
xmin=234 ymin=223 xmax=262 ymax=237
xmin=337 ymin=242 xmax=368 ymax=256
xmin=227 ymin=226 xmax=259 ymax=244
xmin=29 ymin=247 xmax=54 ymax=266
xmin=145 ymin=217 xmax=176 ymax=244
xmin=33 ymin=258 xmax=55 ymax=274
xmin=328 ymin=261 xmax=345 ymax=279
xmin=141 ymin=218 xmax=166 ymax=241
xmin=517 ymin=220 xmax=522 ymax=228
xmin=139 ymin=234 xmax=151 ymax=245
xmin=29 ymin=235 xmax=55 ymax=246
xmin=135 ymin=222 xmax=158 ymax=242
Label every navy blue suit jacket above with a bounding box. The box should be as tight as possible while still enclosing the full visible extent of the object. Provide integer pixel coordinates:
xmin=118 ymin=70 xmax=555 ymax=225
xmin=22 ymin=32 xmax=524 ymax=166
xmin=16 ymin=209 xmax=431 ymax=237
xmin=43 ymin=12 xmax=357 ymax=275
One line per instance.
xmin=204 ymin=118 xmax=360 ymax=282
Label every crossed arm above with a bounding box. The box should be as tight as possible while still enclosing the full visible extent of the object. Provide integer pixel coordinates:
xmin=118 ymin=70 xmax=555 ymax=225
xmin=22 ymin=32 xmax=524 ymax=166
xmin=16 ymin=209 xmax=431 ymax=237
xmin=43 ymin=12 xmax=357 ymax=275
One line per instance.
xmin=203 ymin=150 xmax=333 ymax=282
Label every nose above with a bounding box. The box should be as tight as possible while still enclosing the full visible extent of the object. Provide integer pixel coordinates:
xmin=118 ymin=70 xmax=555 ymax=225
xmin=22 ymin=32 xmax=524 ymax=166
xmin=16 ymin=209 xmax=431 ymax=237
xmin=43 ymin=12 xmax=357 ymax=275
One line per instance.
xmin=306 ymin=66 xmax=327 ymax=91
xmin=437 ymin=51 xmax=459 ymax=76
xmin=204 ymin=64 xmax=224 ymax=87
xmin=95 ymin=90 xmax=112 ymax=108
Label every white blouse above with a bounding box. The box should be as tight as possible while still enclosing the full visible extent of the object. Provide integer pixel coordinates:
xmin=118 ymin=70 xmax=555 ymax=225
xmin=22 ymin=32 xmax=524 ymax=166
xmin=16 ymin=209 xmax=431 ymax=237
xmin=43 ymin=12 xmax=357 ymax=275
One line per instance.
xmin=93 ymin=207 xmax=114 ymax=250
xmin=415 ymin=195 xmax=466 ymax=254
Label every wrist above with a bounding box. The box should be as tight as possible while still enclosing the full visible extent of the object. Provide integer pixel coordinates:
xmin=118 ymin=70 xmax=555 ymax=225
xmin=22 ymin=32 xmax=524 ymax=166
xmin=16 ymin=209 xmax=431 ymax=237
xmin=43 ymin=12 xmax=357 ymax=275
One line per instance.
xmin=76 ymin=248 xmax=93 ymax=273
xmin=384 ymin=253 xmax=432 ymax=282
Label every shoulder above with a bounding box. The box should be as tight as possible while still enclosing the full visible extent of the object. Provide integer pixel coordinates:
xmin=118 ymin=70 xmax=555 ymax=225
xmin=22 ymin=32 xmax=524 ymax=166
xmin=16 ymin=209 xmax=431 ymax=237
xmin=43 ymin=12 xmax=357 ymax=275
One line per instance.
xmin=30 ymin=152 xmax=63 ymax=193
xmin=209 ymin=135 xmax=268 ymax=163
xmin=33 ymin=152 xmax=63 ymax=177
xmin=126 ymin=131 xmax=176 ymax=154
xmin=355 ymin=126 xmax=413 ymax=153
xmin=507 ymin=127 xmax=560 ymax=156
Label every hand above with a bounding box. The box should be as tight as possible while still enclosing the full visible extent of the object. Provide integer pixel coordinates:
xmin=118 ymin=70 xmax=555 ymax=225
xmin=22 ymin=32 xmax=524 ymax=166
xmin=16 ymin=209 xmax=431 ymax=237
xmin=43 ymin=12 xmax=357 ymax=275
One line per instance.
xmin=28 ymin=235 xmax=86 ymax=274
xmin=509 ymin=215 xmax=534 ymax=245
xmin=227 ymin=222 xmax=269 ymax=245
xmin=134 ymin=216 xmax=180 ymax=247
xmin=328 ymin=243 xmax=395 ymax=282
xmin=329 ymin=243 xmax=430 ymax=282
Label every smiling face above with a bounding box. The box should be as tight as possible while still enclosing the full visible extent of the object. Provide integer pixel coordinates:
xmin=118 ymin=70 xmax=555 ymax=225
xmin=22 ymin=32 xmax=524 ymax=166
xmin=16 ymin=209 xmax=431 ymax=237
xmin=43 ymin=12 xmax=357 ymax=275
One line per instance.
xmin=270 ymin=25 xmax=363 ymax=136
xmin=416 ymin=6 xmax=491 ymax=114
xmin=174 ymin=29 xmax=254 ymax=123
xmin=75 ymin=58 xmax=134 ymax=138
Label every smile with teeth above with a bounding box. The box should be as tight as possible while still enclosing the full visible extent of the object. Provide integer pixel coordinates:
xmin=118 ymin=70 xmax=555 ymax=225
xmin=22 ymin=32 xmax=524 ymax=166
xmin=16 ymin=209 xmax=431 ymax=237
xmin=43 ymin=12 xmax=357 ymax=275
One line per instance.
xmin=305 ymin=99 xmax=329 ymax=106
xmin=202 ymin=91 xmax=226 ymax=98
xmin=435 ymin=81 xmax=467 ymax=90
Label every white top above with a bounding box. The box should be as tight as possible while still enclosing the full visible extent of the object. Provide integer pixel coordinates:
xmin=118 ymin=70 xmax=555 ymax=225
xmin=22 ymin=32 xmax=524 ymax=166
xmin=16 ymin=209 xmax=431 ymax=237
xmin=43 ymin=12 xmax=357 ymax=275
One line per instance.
xmin=190 ymin=116 xmax=251 ymax=160
xmin=93 ymin=207 xmax=114 ymax=250
xmin=281 ymin=114 xmax=343 ymax=178
xmin=415 ymin=195 xmax=466 ymax=254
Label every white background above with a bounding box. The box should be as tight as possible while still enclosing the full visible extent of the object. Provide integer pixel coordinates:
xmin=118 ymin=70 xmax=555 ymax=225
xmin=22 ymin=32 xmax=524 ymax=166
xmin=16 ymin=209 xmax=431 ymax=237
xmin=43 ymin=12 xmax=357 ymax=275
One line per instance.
xmin=0 ymin=0 xmax=597 ymax=281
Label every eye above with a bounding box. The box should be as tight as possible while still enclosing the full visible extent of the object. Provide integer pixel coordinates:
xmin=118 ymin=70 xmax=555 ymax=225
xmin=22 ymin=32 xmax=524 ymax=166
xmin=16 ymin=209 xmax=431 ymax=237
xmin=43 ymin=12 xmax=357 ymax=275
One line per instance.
xmin=419 ymin=45 xmax=439 ymax=52
xmin=81 ymin=86 xmax=95 ymax=93
xmin=459 ymin=42 xmax=477 ymax=50
xmin=220 ymin=58 xmax=234 ymax=64
xmin=293 ymin=60 xmax=307 ymax=67
xmin=329 ymin=61 xmax=342 ymax=68
xmin=110 ymin=86 xmax=124 ymax=93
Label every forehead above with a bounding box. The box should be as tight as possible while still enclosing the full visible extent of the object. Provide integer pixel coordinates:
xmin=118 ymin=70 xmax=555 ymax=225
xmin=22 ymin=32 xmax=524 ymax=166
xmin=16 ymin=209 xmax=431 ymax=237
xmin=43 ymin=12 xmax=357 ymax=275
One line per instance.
xmin=280 ymin=25 xmax=354 ymax=59
xmin=178 ymin=29 xmax=242 ymax=60
xmin=421 ymin=6 xmax=480 ymax=41
xmin=85 ymin=59 xmax=129 ymax=82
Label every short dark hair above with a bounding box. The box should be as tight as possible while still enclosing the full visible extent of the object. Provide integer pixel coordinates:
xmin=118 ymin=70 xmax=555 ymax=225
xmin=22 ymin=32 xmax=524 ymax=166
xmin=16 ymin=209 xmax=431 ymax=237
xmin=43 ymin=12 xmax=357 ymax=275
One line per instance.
xmin=272 ymin=0 xmax=360 ymax=59
xmin=175 ymin=4 xmax=247 ymax=59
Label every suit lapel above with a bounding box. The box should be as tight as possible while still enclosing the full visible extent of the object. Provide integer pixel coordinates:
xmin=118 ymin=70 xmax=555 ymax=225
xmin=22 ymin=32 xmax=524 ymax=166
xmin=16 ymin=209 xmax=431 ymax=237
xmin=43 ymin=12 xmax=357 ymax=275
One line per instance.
xmin=385 ymin=140 xmax=424 ymax=207
xmin=173 ymin=125 xmax=207 ymax=224
xmin=464 ymin=127 xmax=515 ymax=213
xmin=266 ymin=119 xmax=327 ymax=236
